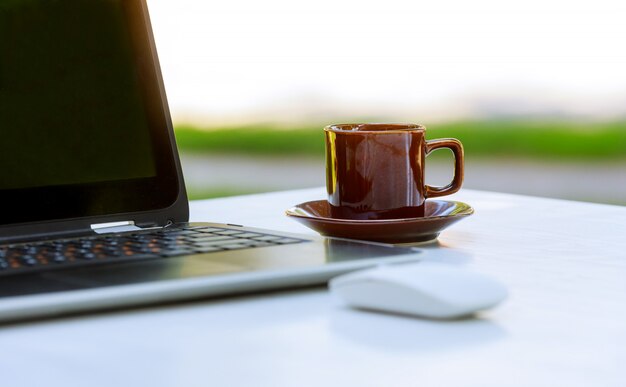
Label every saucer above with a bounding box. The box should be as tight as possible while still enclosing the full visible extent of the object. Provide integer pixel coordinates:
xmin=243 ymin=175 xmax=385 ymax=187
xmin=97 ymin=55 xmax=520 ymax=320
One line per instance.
xmin=285 ymin=200 xmax=474 ymax=244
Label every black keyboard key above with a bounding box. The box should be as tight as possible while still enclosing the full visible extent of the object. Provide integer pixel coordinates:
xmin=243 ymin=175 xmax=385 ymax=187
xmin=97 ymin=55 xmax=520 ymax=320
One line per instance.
xmin=189 ymin=235 xmax=234 ymax=243
xmin=213 ymin=230 xmax=244 ymax=236
xmin=234 ymin=232 xmax=265 ymax=239
xmin=21 ymin=257 xmax=38 ymax=266
xmin=171 ymin=230 xmax=202 ymax=236
xmin=192 ymin=239 xmax=244 ymax=247
xmin=183 ymin=233 xmax=220 ymax=240
xmin=217 ymin=243 xmax=253 ymax=250
xmin=23 ymin=247 xmax=38 ymax=255
xmin=51 ymin=255 xmax=67 ymax=263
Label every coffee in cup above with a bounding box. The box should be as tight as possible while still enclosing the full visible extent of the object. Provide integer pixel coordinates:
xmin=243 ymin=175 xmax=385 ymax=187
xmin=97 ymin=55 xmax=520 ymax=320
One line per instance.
xmin=324 ymin=123 xmax=464 ymax=220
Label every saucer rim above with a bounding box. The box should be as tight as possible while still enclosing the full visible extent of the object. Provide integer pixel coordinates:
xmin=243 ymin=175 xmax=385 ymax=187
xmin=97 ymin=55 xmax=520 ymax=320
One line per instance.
xmin=285 ymin=199 xmax=474 ymax=224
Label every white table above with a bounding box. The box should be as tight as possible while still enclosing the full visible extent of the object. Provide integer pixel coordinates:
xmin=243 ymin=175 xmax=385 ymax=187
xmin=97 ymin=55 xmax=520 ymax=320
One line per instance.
xmin=1 ymin=188 xmax=624 ymax=387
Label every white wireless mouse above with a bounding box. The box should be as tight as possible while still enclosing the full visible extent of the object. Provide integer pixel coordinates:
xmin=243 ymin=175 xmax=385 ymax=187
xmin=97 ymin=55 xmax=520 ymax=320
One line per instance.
xmin=329 ymin=263 xmax=508 ymax=319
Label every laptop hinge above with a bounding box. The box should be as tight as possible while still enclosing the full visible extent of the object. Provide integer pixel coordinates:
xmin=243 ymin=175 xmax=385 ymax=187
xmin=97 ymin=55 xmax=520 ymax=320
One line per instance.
xmin=90 ymin=221 xmax=146 ymax=234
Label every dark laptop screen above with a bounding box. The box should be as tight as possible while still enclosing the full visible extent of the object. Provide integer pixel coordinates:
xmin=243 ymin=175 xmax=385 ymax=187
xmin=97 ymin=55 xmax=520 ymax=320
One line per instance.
xmin=1 ymin=0 xmax=156 ymax=189
xmin=0 ymin=0 xmax=181 ymax=226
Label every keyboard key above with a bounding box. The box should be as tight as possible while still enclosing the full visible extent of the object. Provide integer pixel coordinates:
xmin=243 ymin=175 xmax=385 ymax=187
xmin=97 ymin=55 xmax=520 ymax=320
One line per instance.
xmin=79 ymin=253 xmax=97 ymax=260
xmin=189 ymin=235 xmax=233 ymax=243
xmin=51 ymin=255 xmax=67 ymax=263
xmin=23 ymin=247 xmax=38 ymax=255
xmin=21 ymin=257 xmax=38 ymax=266
xmin=192 ymin=239 xmax=251 ymax=247
xmin=213 ymin=230 xmax=245 ymax=236
xmin=233 ymin=232 xmax=263 ymax=238
xmin=217 ymin=243 xmax=254 ymax=250
xmin=172 ymin=230 xmax=203 ymax=236
xmin=183 ymin=233 xmax=222 ymax=240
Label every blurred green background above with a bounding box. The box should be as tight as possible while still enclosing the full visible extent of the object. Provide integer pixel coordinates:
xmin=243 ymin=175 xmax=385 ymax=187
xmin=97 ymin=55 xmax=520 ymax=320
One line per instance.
xmin=176 ymin=121 xmax=626 ymax=159
xmin=175 ymin=120 xmax=626 ymax=205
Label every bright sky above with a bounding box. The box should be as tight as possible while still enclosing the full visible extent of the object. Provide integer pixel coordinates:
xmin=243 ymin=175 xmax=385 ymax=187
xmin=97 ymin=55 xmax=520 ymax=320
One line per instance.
xmin=147 ymin=0 xmax=626 ymax=124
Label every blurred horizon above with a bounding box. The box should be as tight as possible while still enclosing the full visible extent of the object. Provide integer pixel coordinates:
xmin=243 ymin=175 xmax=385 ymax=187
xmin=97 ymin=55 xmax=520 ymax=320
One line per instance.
xmin=147 ymin=0 xmax=626 ymax=127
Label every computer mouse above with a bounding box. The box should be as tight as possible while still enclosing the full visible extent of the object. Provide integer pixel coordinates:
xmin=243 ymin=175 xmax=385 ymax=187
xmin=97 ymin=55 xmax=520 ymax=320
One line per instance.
xmin=329 ymin=263 xmax=508 ymax=319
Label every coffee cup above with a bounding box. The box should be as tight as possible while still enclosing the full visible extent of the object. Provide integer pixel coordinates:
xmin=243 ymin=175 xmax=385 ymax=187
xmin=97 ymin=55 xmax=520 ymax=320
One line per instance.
xmin=324 ymin=123 xmax=464 ymax=220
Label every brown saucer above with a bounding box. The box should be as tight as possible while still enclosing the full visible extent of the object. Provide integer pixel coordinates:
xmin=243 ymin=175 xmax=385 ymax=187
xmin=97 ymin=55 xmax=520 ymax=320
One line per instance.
xmin=285 ymin=200 xmax=474 ymax=244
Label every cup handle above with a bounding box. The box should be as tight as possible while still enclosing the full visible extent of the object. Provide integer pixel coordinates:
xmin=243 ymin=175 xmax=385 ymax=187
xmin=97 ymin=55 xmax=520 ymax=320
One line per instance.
xmin=425 ymin=138 xmax=464 ymax=198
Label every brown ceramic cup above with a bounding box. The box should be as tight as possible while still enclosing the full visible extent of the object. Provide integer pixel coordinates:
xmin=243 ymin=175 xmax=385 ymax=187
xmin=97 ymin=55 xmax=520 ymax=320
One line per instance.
xmin=325 ymin=123 xmax=464 ymax=220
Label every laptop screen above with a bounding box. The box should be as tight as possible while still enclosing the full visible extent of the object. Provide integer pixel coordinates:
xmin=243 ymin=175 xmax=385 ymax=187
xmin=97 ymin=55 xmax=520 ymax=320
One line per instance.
xmin=0 ymin=0 xmax=181 ymax=226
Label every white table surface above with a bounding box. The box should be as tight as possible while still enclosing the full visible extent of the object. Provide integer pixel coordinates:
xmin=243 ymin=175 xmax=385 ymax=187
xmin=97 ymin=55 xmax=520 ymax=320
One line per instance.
xmin=1 ymin=188 xmax=624 ymax=387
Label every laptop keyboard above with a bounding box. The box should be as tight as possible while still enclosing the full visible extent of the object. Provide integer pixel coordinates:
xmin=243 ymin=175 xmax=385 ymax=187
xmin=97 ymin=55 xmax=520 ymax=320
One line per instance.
xmin=0 ymin=225 xmax=307 ymax=275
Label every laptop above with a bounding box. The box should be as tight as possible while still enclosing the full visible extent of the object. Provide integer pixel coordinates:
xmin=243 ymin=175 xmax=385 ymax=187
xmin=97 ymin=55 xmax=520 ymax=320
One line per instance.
xmin=0 ymin=0 xmax=424 ymax=322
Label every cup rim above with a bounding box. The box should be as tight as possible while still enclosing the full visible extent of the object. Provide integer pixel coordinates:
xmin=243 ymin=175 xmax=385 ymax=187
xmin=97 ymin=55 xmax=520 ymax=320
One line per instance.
xmin=324 ymin=123 xmax=426 ymax=133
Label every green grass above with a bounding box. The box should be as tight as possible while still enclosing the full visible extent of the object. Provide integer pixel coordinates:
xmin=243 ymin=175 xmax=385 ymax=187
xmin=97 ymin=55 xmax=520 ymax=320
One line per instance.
xmin=174 ymin=120 xmax=626 ymax=160
xmin=175 ymin=124 xmax=325 ymax=156
xmin=430 ymin=121 xmax=626 ymax=159
xmin=185 ymin=186 xmax=268 ymax=201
